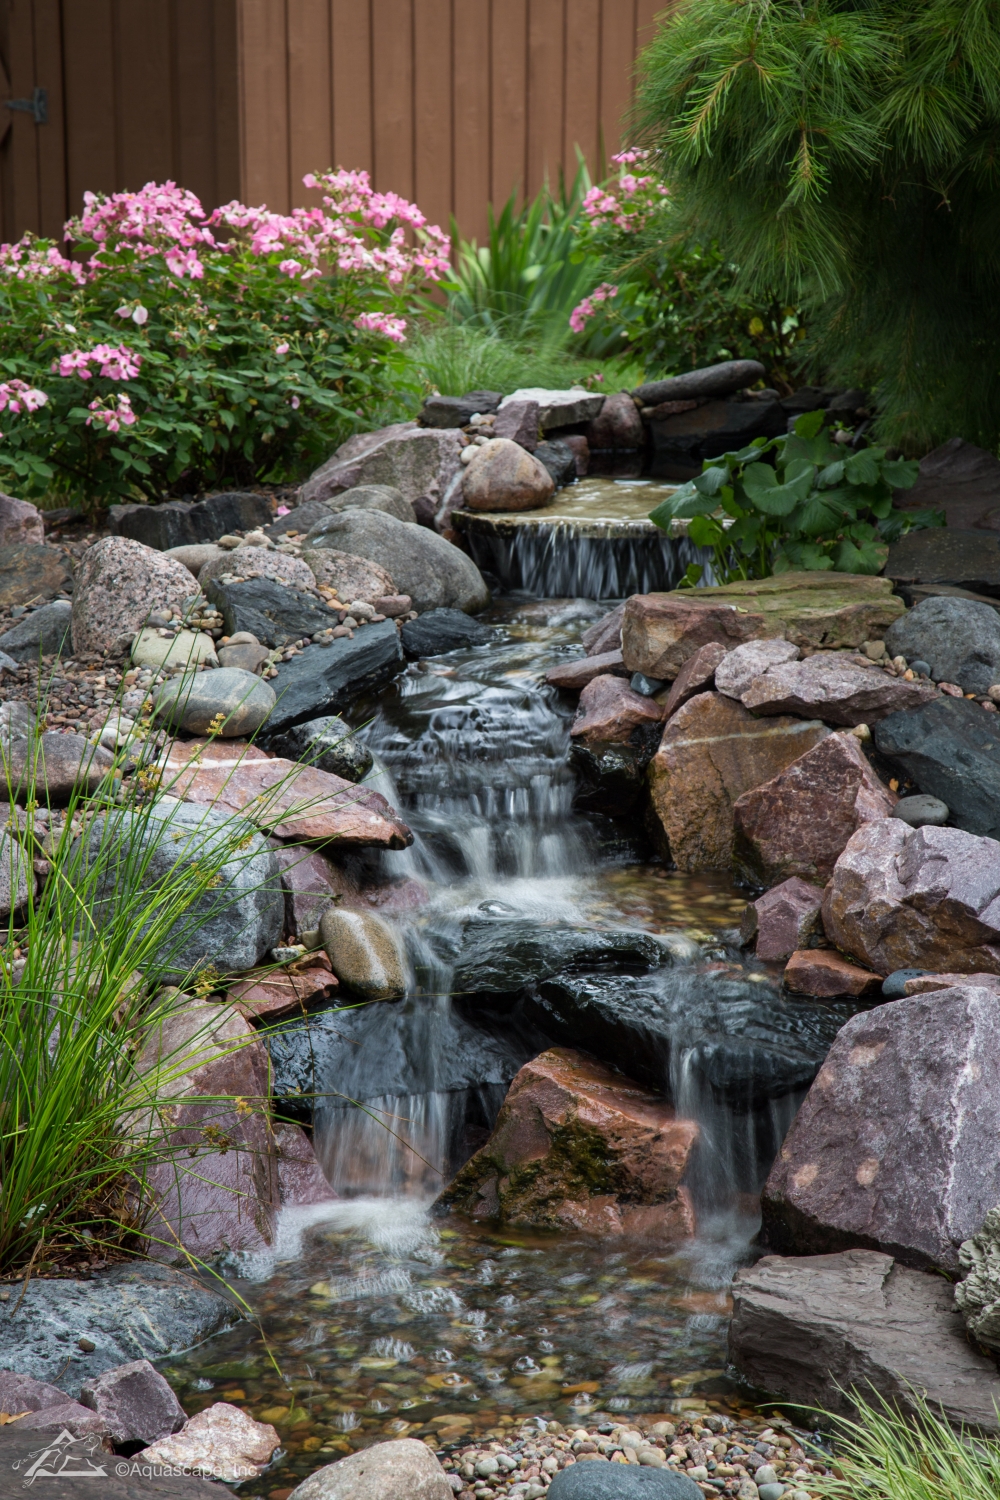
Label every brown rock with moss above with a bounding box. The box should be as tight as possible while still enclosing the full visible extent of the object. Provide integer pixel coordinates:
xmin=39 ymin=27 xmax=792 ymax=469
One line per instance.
xmin=435 ymin=1047 xmax=698 ymax=1241
xmin=647 ymin=691 xmax=828 ymax=872
xmin=732 ymin=731 xmax=896 ymax=886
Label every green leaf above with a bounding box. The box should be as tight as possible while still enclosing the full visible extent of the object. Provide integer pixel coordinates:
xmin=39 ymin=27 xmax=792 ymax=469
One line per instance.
xmin=793 ymin=490 xmax=856 ymax=536
xmin=817 ymin=460 xmax=845 ymax=486
xmin=881 ymin=458 xmax=920 ymax=490
xmin=687 ymin=514 xmax=725 ymax=547
xmin=776 ymin=541 xmax=834 ymax=572
xmin=832 ymin=536 xmax=889 ymax=574
xmin=793 ymin=410 xmax=825 ymax=440
xmin=844 ymin=448 xmax=883 ymax=486
xmin=742 ymin=462 xmax=813 ymax=516
xmin=693 ymin=465 xmax=727 ymax=496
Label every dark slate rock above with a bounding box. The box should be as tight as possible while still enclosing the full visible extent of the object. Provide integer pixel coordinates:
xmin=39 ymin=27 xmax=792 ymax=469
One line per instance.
xmin=204 ymin=575 xmax=336 ymax=647
xmin=762 ymin=987 xmax=1000 ymax=1271
xmin=533 ymin=438 xmax=577 ymax=488
xmin=264 ymin=714 xmax=373 ymax=782
xmin=0 ymin=1262 xmax=238 ymax=1397
xmin=264 ymin=499 xmax=334 ymax=541
xmin=894 ymin=437 xmax=1000 ymax=531
xmin=886 ymin=528 xmax=1000 ymax=599
xmin=265 ymin=621 xmax=404 ymax=734
xmin=0 ymin=598 xmax=72 ymax=660
xmin=111 ymin=492 xmax=272 ymax=549
xmin=882 ymin=968 xmax=929 ymax=999
xmin=78 ymin=801 xmax=283 ymax=977
xmin=874 ymin=696 xmax=1000 ymax=839
xmin=570 ymin=739 xmax=652 ymax=816
xmin=549 ymin=1465 xmax=703 ymax=1499
xmin=0 ymin=544 xmax=73 ymax=608
xmin=441 ymin=916 xmax=671 ymax=998
xmin=633 ymin=360 xmax=766 ymax=406
xmin=527 ymin=967 xmax=857 ymax=1106
xmin=730 ymin=1248 xmax=1000 ymax=1433
xmin=884 ymin=595 xmax=1000 ymax=692
xmin=400 ymin=608 xmax=493 ymax=658
xmin=420 ymin=392 xmax=501 ymax=428
xmin=647 ymin=399 xmax=787 ymax=479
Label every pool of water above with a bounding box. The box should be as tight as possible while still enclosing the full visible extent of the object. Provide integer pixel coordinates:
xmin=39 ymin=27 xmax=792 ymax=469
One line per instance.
xmin=159 ymin=594 xmax=837 ymax=1492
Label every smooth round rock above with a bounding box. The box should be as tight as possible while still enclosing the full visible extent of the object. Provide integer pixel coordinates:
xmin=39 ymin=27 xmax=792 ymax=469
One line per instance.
xmin=152 ymin=667 xmax=276 ymax=736
xmin=758 ymin=1485 xmax=787 ymax=1500
xmin=548 ymin=1462 xmax=703 ymax=1498
xmin=909 ymin=659 xmax=931 ymax=677
xmin=753 ymin=1468 xmax=778 ymax=1487
xmin=319 ymin=906 xmax=407 ymax=1000
xmin=891 ymin=793 xmax=949 ymax=828
xmin=882 ymin=968 xmax=930 ymax=999
xmin=287 ymin=1437 xmax=452 ymax=1499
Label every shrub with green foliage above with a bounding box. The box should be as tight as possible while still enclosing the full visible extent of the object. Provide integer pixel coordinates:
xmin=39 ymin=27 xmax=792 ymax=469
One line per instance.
xmin=0 ymin=173 xmax=448 ymax=505
xmin=635 ymin=0 xmax=1000 ymax=452
xmin=650 ymin=410 xmax=941 ymax=583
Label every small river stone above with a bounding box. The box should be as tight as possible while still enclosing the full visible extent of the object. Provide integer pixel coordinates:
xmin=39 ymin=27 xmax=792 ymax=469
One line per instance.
xmin=891 ymin=793 xmax=949 ymax=827
xmin=757 ymin=1485 xmax=786 ymax=1500
xmin=753 ymin=1467 xmax=778 ymax=1487
xmin=881 ymin=967 xmax=930 ymax=998
xmin=152 ymin=667 xmax=276 ymax=736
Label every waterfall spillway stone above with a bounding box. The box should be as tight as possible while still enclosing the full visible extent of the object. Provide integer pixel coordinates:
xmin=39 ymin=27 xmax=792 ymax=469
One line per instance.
xmin=453 ymin=477 xmax=713 ymax=598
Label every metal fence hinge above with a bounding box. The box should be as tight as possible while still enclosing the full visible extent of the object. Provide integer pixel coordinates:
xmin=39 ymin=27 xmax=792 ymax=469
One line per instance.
xmin=4 ymin=87 xmax=47 ymax=124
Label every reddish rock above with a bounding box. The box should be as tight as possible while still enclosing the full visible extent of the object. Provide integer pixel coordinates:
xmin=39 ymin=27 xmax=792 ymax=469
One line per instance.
xmin=138 ymin=999 xmax=278 ymax=1261
xmin=822 ymin=821 xmax=1000 ymax=975
xmin=228 ymin=957 xmax=338 ymax=1023
xmin=560 ymin=434 xmax=590 ymax=476
xmin=761 ymin=987 xmax=1000 ymax=1271
xmin=273 ymin=1121 xmax=336 ymax=1207
xmin=670 ymin=573 xmax=905 ymax=652
xmin=903 ymin=971 xmax=1000 ymax=996
xmin=492 ymin=398 xmax=539 ymax=452
xmin=582 ymin=602 xmax=625 ymax=656
xmin=78 ymin=1359 xmax=186 ymax=1446
xmin=662 ymin=641 xmax=727 ymax=719
xmin=622 ymin=593 xmax=771 ymax=680
xmin=462 ymin=438 xmax=555 ymax=511
xmin=160 ymin=739 xmax=412 ymax=849
xmin=274 ymin=845 xmax=428 ymax=934
xmin=71 ymin=537 xmax=193 ymax=656
xmin=303 ymin=548 xmax=395 ymax=603
xmin=784 ymin=948 xmax=882 ymax=998
xmin=715 ymin=638 xmax=800 ymax=698
xmin=545 ymin=649 xmax=628 ymax=691
xmin=138 ymin=1402 xmax=280 ymax=1483
xmin=741 ymin=652 xmax=939 ymax=726
xmin=732 ymin=731 xmax=896 ymax=885
xmin=570 ymin=674 xmax=664 ymax=749
xmin=374 ymin=593 xmax=412 ymax=617
xmin=0 ymin=493 xmax=43 ymax=548
xmin=436 ymin=1047 xmax=698 ymax=1241
xmin=587 ymin=390 xmax=644 ymax=450
xmin=648 ymin=691 xmax=828 ymax=872
xmin=740 ymin=876 xmax=825 ymax=962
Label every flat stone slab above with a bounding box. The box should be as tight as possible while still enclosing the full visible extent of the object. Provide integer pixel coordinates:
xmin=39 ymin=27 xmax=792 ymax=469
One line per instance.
xmin=264 ymin=621 xmax=405 ymax=735
xmin=730 ymin=1248 xmax=1000 ymax=1432
xmin=0 ymin=1262 xmax=238 ymax=1398
xmin=887 ymin=527 xmax=1000 ymax=597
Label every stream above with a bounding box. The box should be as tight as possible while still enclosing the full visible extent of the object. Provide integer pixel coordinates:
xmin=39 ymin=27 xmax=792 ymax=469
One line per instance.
xmin=162 ymin=590 xmax=857 ymax=1493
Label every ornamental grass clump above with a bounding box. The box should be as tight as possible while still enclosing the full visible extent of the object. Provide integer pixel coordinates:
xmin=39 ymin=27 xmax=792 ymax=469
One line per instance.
xmin=0 ymin=173 xmax=449 ymax=504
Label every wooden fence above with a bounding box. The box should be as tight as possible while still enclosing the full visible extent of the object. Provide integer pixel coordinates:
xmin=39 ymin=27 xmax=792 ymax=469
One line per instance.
xmin=0 ymin=0 xmax=666 ymax=245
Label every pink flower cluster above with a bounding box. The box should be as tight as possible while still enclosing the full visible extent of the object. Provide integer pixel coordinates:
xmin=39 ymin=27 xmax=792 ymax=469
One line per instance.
xmin=0 ymin=380 xmax=48 ymax=414
xmin=85 ymin=393 xmax=137 ymax=433
xmin=0 ymin=240 xmax=84 ymax=283
xmin=52 ymin=344 xmax=142 ymax=380
xmin=353 ymin=311 xmax=407 ymax=343
xmin=582 ymin=149 xmax=667 ymax=232
xmin=569 ymin=282 xmax=618 ymax=334
xmin=73 ymin=181 xmax=216 ymax=279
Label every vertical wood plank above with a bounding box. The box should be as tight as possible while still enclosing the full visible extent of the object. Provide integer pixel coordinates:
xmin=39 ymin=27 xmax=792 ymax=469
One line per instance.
xmin=287 ymin=0 xmax=332 ymax=203
xmin=331 ymin=0 xmax=373 ymax=176
xmin=490 ymin=0 xmax=527 ymax=213
xmin=600 ymin=0 xmax=637 ymax=160
xmin=8 ymin=0 xmax=39 ymax=234
xmin=173 ymin=0 xmax=219 ymax=209
xmin=62 ymin=0 xmax=117 ymax=212
xmin=453 ymin=0 xmax=490 ymax=242
xmin=562 ymin=0 xmax=599 ymax=181
xmin=636 ymin=0 xmax=666 ymax=51
xmin=237 ymin=0 xmax=291 ymax=209
xmin=412 ymin=0 xmax=452 ymax=235
xmin=33 ymin=0 xmax=67 ymax=237
xmin=371 ymin=0 xmax=414 ymax=199
xmin=213 ymin=0 xmax=241 ymax=206
xmin=115 ymin=0 xmax=174 ymax=189
xmin=525 ymin=0 xmax=565 ymax=199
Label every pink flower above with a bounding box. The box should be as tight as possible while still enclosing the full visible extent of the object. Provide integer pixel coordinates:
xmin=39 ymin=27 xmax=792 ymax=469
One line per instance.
xmin=289 ymin=395 xmax=300 ymax=409
xmin=275 ymin=342 xmax=290 ymax=355
xmin=132 ymin=304 xmax=149 ymax=325
xmin=0 ymin=379 xmax=48 ymax=415
xmin=353 ymin=311 xmax=407 ymax=343
xmin=569 ymin=283 xmax=618 ymax=333
xmin=85 ymin=392 xmax=136 ymax=433
xmin=53 ymin=343 xmax=142 ymax=380
xmin=276 ymin=504 xmax=291 ymax=515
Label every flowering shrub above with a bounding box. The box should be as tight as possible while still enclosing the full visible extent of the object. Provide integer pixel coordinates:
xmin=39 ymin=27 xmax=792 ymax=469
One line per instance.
xmin=568 ymin=151 xmax=805 ymax=384
xmin=0 ymin=173 xmax=449 ymax=503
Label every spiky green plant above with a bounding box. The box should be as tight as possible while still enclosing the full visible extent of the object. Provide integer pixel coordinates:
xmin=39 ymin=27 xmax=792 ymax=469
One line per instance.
xmin=635 ymin=0 xmax=1000 ymax=453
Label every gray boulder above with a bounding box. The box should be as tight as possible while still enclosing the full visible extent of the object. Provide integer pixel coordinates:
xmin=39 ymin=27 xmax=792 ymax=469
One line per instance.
xmin=730 ymin=1248 xmax=1000 ymax=1433
xmin=288 ymin=1437 xmax=453 ymax=1500
xmin=1 ymin=732 xmax=114 ymax=804
xmin=304 ymin=508 xmax=489 ymax=613
xmin=0 ymin=1262 xmax=236 ymax=1397
xmin=71 ymin=537 xmax=195 ymax=657
xmin=875 ymin=696 xmax=1000 ymax=838
xmin=111 ymin=492 xmax=272 ymax=549
xmin=400 ymin=608 xmax=493 ymax=658
xmin=265 ymin=623 xmax=404 ymax=736
xmin=956 ymin=1206 xmax=1000 ymax=1353
xmin=0 ymin=492 xmax=43 ymax=547
xmin=894 ymin=437 xmax=1000 ymax=531
xmin=634 ymin=359 xmax=766 ymax=406
xmin=78 ymin=801 xmax=283 ymax=977
xmin=321 ymin=483 xmax=415 ymax=524
xmin=265 ymin=715 xmax=372 ymax=782
xmin=204 ymin=576 xmax=336 ymax=648
xmin=420 ymin=391 xmax=501 ymax=428
xmin=152 ymin=667 xmax=276 ymax=737
xmin=79 ymin=1358 xmax=186 ymax=1445
xmin=884 ymin=595 xmax=1000 ymax=691
xmin=498 ymin=388 xmax=604 ymax=432
xmin=0 ymin=830 xmax=33 ymax=919
xmin=762 ymin=986 xmax=1000 ymax=1272
xmin=299 ymin=426 xmax=464 ymax=516
xmin=0 ymin=598 xmax=71 ymax=661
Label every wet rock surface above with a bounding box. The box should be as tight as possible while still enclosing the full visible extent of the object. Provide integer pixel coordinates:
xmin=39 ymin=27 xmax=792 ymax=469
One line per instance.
xmin=782 ymin=948 xmax=881 ymax=999
xmin=264 ymin=623 xmax=405 ymax=734
xmin=138 ymin=1401 xmax=280 ymax=1482
xmin=730 ymin=1248 xmax=1000 ymax=1432
xmin=320 ymin=906 xmax=407 ymax=1000
xmin=739 ymin=651 xmax=937 ymax=725
xmin=442 ymin=916 xmax=671 ymax=999
xmin=401 ymin=608 xmax=493 ymax=658
xmin=762 ymin=987 xmax=1000 ymax=1270
xmin=622 ymin=596 xmax=769 ymax=682
xmin=437 ymin=1048 xmax=698 ymax=1240
xmin=265 ymin=714 xmax=372 ymax=781
xmin=874 ymin=695 xmax=1000 ymax=838
xmin=205 ymin=576 xmax=337 ymax=648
